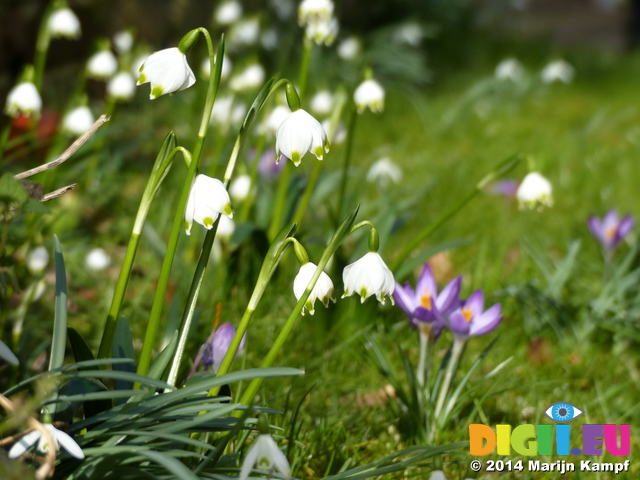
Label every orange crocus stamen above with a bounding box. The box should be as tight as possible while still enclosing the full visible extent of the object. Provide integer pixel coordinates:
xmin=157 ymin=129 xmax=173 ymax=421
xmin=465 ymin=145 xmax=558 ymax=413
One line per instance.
xmin=420 ymin=294 xmax=432 ymax=310
xmin=462 ymin=306 xmax=473 ymax=322
xmin=605 ymin=226 xmax=616 ymax=241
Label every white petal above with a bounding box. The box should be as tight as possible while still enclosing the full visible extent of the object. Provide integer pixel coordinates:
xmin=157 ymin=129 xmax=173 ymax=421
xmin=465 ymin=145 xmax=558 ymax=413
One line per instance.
xmin=54 ymin=428 xmax=85 ymax=459
xmin=239 ymin=438 xmax=261 ymax=480
xmin=9 ymin=430 xmax=41 ymax=458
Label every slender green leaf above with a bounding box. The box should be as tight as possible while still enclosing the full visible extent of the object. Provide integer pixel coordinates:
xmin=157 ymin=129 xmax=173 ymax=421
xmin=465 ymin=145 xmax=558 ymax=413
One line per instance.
xmin=148 ymin=330 xmax=178 ymax=381
xmin=51 ymin=235 xmax=68 ymax=371
xmin=134 ymin=449 xmax=203 ymax=480
xmin=68 ymin=327 xmax=96 ymax=369
xmin=112 ymin=317 xmax=137 ymax=400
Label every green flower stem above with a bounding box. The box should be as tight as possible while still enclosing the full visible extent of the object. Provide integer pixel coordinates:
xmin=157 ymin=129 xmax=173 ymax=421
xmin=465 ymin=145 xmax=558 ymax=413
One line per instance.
xmin=33 ymin=1 xmax=54 ymax=90
xmin=291 ymin=89 xmax=347 ymax=227
xmin=136 ymin=30 xmax=222 ymax=379
xmin=238 ymin=133 xmax=265 ymax=222
xmin=432 ymin=338 xmax=465 ymax=437
xmin=298 ymin=40 xmax=313 ymax=101
xmin=390 ymin=153 xmax=523 ymax=272
xmin=97 ymin=136 xmax=180 ymax=359
xmin=336 ymin=106 xmax=358 ymax=219
xmin=267 ymin=162 xmax=293 ymax=240
xmin=166 ymin=77 xmax=286 ymax=386
xmin=0 ymin=123 xmax=11 ymax=162
xmin=234 ymin=207 xmax=359 ymax=410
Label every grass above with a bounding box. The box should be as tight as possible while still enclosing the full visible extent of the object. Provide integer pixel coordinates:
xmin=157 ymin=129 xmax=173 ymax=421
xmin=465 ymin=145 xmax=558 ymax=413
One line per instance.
xmin=6 ymin=33 xmax=640 ymax=479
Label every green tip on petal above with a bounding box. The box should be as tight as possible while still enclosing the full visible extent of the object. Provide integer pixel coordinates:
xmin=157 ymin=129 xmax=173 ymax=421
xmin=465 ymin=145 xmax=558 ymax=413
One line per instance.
xmin=137 ymin=73 xmax=147 ymax=85
xmin=360 ymin=287 xmax=368 ymax=302
xmin=223 ymin=204 xmax=233 ymax=218
xmin=150 ymin=85 xmax=163 ymax=99
xmin=203 ymin=216 xmax=214 ymax=228
xmin=305 ymin=300 xmax=315 ymax=315
xmin=314 ymin=146 xmax=325 ymax=160
xmin=324 ymin=139 xmax=331 ymax=153
xmin=291 ymin=151 xmax=301 ymax=166
xmin=185 ymin=221 xmax=192 ymax=235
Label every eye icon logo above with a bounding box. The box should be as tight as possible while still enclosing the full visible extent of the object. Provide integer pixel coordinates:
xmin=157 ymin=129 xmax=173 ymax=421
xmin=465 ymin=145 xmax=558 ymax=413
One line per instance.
xmin=545 ymin=402 xmax=584 ymax=422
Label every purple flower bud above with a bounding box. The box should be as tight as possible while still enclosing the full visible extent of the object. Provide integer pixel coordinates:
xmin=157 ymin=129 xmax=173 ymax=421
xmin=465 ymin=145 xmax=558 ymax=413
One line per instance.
xmin=189 ymin=322 xmax=246 ymax=378
xmin=588 ymin=208 xmax=634 ymax=251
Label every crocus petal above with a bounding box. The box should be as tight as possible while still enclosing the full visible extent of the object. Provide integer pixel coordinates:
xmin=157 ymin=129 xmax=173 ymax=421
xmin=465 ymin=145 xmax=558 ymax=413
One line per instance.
xmin=9 ymin=430 xmax=41 ymax=458
xmin=416 ymin=264 xmax=437 ymax=303
xmin=448 ymin=310 xmax=471 ymax=336
xmin=53 ymin=428 xmax=85 ymax=459
xmin=618 ymin=215 xmax=634 ymax=239
xmin=465 ymin=290 xmax=485 ymax=317
xmin=470 ymin=303 xmax=502 ymax=337
xmin=587 ymin=216 xmax=604 ymax=244
xmin=435 ymin=275 xmax=462 ymax=313
xmin=393 ymin=282 xmax=417 ymax=315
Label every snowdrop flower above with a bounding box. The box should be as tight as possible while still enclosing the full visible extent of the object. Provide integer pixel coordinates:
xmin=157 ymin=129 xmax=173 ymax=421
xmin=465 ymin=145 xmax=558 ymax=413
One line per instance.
xmin=305 ymin=16 xmax=339 ymax=46
xmin=201 ymin=54 xmax=232 ymax=81
xmin=354 ymin=79 xmax=385 ymax=114
xmin=298 ymin=0 xmax=334 ymax=26
xmin=495 ymin=58 xmax=524 ymax=82
xmin=87 ymin=50 xmax=118 ymax=79
xmin=86 ymin=248 xmax=111 ymax=271
xmin=9 ymin=423 xmax=84 ymax=460
xmin=27 ymin=246 xmax=49 ymax=274
xmin=228 ymin=18 xmax=260 ymax=47
xmin=217 ymin=215 xmax=236 ymax=240
xmin=48 ymin=8 xmax=81 ymax=39
xmin=229 ymin=175 xmax=252 ymax=202
xmin=429 ymin=471 xmax=447 ymax=480
xmin=137 ymin=48 xmax=195 ymax=99
xmin=62 ymin=106 xmax=94 ymax=136
xmin=338 ymin=36 xmax=361 ymax=61
xmin=107 ymin=72 xmax=136 ymax=101
xmin=5 ymin=82 xmax=42 ymax=118
xmin=229 ymin=63 xmax=265 ymax=91
xmin=343 ymin=252 xmax=395 ymax=305
xmin=367 ymin=157 xmax=402 ymax=187
xmin=275 ymin=109 xmax=329 ymax=166
xmin=541 ymin=60 xmax=574 ymax=84
xmin=113 ymin=30 xmax=133 ymax=54
xmin=293 ymin=262 xmax=336 ymax=315
xmin=215 ymin=1 xmax=242 ymax=25
xmin=588 ymin=209 xmax=634 ymax=251
xmin=516 ymin=172 xmax=553 ymax=210
xmin=185 ymin=174 xmax=233 ymax=235
xmin=310 ymin=90 xmax=334 ymax=116
xmin=239 ymin=434 xmax=291 ymax=480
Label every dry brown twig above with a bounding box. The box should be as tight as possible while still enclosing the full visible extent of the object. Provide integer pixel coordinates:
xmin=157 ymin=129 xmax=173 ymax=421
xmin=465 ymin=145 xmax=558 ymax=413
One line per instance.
xmin=0 ymin=393 xmax=57 ymax=479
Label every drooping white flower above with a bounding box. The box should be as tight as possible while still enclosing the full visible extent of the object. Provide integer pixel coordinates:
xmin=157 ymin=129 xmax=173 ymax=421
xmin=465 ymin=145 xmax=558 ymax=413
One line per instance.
xmin=293 ymin=262 xmax=336 ymax=315
xmin=516 ymin=172 xmax=553 ymax=210
xmin=137 ymin=47 xmax=195 ymax=99
xmin=495 ymin=58 xmax=524 ymax=82
xmin=298 ymin=0 xmax=334 ymax=26
xmin=27 ymin=246 xmax=49 ymax=274
xmin=541 ymin=60 xmax=574 ymax=84
xmin=305 ymin=16 xmax=339 ymax=45
xmin=342 ymin=252 xmax=395 ymax=305
xmin=310 ymin=90 xmax=334 ymax=116
xmin=87 ymin=50 xmax=118 ymax=80
xmin=354 ymin=79 xmax=385 ymax=114
xmin=107 ymin=72 xmax=136 ymax=101
xmin=275 ymin=109 xmax=329 ymax=166
xmin=9 ymin=423 xmax=84 ymax=460
xmin=229 ymin=63 xmax=265 ymax=91
xmin=201 ymin=54 xmax=232 ymax=81
xmin=215 ymin=1 xmax=243 ymax=25
xmin=228 ymin=18 xmax=260 ymax=47
xmin=216 ymin=215 xmax=236 ymax=241
xmin=113 ymin=30 xmax=133 ymax=54
xmin=185 ymin=175 xmax=233 ymax=235
xmin=86 ymin=248 xmax=111 ymax=271
xmin=367 ymin=157 xmax=402 ymax=187
xmin=429 ymin=471 xmax=447 ymax=480
xmin=337 ymin=36 xmax=361 ymax=61
xmin=48 ymin=8 xmax=81 ymax=39
xmin=239 ymin=434 xmax=291 ymax=480
xmin=229 ymin=174 xmax=252 ymax=202
xmin=5 ymin=82 xmax=42 ymax=118
xmin=62 ymin=106 xmax=94 ymax=136
xmin=263 ymin=105 xmax=291 ymax=135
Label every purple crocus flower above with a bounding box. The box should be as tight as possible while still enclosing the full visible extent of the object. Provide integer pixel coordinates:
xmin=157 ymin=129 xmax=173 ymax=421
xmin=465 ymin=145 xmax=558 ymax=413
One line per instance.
xmin=394 ymin=263 xmax=462 ymax=336
xmin=448 ymin=289 xmax=502 ymax=341
xmin=188 ymin=322 xmax=246 ymax=378
xmin=588 ymin=209 xmax=634 ymax=251
xmin=258 ymin=150 xmax=285 ymax=179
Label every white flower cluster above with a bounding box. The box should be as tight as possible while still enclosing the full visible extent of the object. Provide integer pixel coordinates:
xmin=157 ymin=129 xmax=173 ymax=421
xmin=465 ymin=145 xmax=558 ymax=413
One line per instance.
xmin=298 ymin=0 xmax=339 ymax=45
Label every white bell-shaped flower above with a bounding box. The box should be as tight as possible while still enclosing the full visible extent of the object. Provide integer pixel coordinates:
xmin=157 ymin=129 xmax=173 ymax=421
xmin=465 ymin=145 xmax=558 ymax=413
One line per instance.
xmin=62 ymin=106 xmax=94 ymax=136
xmin=107 ymin=72 xmax=136 ymax=101
xmin=338 ymin=36 xmax=361 ymax=61
xmin=354 ymin=79 xmax=385 ymax=114
xmin=48 ymin=8 xmax=81 ymax=39
xmin=275 ymin=109 xmax=329 ymax=166
xmin=293 ymin=262 xmax=336 ymax=315
xmin=298 ymin=0 xmax=334 ymax=26
xmin=9 ymin=423 xmax=84 ymax=460
xmin=229 ymin=63 xmax=265 ymax=92
xmin=86 ymin=248 xmax=111 ymax=271
xmin=263 ymin=105 xmax=291 ymax=135
xmin=310 ymin=90 xmax=334 ymax=116
xmin=541 ymin=60 xmax=574 ymax=84
xmin=429 ymin=471 xmax=447 ymax=480
xmin=185 ymin=175 xmax=233 ymax=235
xmin=87 ymin=50 xmax=118 ymax=79
xmin=342 ymin=252 xmax=395 ymax=305
xmin=495 ymin=58 xmax=524 ymax=82
xmin=239 ymin=434 xmax=291 ymax=480
xmin=113 ymin=30 xmax=133 ymax=54
xmin=229 ymin=174 xmax=252 ymax=202
xmin=367 ymin=157 xmax=402 ymax=187
xmin=5 ymin=82 xmax=42 ymax=118
xmin=27 ymin=246 xmax=49 ymax=274
xmin=215 ymin=1 xmax=243 ymax=25
xmin=228 ymin=18 xmax=260 ymax=47
xmin=305 ymin=16 xmax=339 ymax=45
xmin=216 ymin=215 xmax=236 ymax=241
xmin=137 ymin=47 xmax=196 ymax=100
xmin=516 ymin=172 xmax=553 ymax=210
